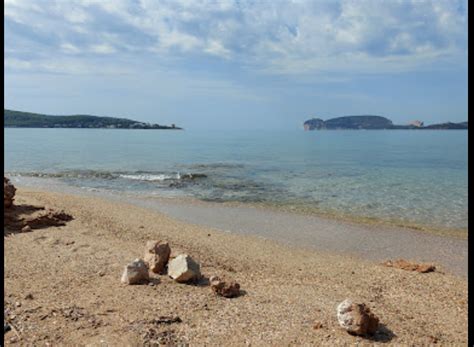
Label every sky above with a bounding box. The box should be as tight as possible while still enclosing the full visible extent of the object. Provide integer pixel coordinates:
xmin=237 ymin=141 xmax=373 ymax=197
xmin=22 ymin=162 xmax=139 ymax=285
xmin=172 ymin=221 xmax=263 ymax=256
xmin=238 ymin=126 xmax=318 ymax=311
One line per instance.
xmin=4 ymin=0 xmax=468 ymax=130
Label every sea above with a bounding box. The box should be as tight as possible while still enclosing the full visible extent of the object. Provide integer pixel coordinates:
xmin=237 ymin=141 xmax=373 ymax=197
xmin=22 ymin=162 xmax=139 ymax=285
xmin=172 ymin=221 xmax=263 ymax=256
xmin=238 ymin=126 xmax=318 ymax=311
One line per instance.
xmin=4 ymin=128 xmax=468 ymax=234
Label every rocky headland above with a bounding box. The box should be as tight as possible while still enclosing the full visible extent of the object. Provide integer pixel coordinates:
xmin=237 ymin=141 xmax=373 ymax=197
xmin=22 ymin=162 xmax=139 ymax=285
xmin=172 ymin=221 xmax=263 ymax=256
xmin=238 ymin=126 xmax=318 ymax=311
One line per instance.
xmin=4 ymin=109 xmax=182 ymax=130
xmin=303 ymin=115 xmax=468 ymax=130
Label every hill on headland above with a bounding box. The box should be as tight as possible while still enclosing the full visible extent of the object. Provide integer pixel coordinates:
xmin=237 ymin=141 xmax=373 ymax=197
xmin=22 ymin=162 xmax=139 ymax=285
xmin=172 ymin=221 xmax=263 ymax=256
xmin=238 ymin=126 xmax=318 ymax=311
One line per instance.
xmin=304 ymin=115 xmax=467 ymax=130
xmin=4 ymin=109 xmax=182 ymax=129
xmin=304 ymin=115 xmax=393 ymax=130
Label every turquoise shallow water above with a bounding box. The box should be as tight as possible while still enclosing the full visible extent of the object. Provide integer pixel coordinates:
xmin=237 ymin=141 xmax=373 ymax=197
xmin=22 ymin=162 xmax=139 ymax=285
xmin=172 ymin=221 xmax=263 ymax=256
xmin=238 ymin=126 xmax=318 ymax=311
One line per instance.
xmin=4 ymin=128 xmax=468 ymax=231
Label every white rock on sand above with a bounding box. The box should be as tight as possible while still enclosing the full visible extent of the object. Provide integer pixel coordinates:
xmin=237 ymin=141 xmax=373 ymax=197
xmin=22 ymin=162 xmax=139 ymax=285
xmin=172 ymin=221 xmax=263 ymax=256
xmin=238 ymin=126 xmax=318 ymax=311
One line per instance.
xmin=143 ymin=240 xmax=171 ymax=274
xmin=168 ymin=254 xmax=201 ymax=283
xmin=336 ymin=299 xmax=379 ymax=336
xmin=121 ymin=258 xmax=149 ymax=285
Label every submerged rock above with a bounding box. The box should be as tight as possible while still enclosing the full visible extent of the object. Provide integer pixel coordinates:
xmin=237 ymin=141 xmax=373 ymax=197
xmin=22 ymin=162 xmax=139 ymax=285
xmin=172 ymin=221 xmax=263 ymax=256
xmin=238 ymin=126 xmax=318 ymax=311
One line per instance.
xmin=121 ymin=259 xmax=149 ymax=285
xmin=168 ymin=255 xmax=201 ymax=283
xmin=143 ymin=240 xmax=171 ymax=274
xmin=337 ymin=299 xmax=379 ymax=336
xmin=180 ymin=173 xmax=207 ymax=180
xmin=209 ymin=276 xmax=241 ymax=298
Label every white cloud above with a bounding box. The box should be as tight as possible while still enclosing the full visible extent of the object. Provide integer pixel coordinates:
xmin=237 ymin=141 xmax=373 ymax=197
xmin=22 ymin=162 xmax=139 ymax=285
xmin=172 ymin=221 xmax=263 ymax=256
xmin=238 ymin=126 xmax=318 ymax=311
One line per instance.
xmin=90 ymin=43 xmax=117 ymax=55
xmin=4 ymin=58 xmax=33 ymax=70
xmin=61 ymin=43 xmax=81 ymax=54
xmin=5 ymin=56 xmax=133 ymax=76
xmin=159 ymin=31 xmax=202 ymax=51
xmin=4 ymin=0 xmax=467 ymax=76
xmin=204 ymin=40 xmax=231 ymax=59
xmin=63 ymin=8 xmax=90 ymax=24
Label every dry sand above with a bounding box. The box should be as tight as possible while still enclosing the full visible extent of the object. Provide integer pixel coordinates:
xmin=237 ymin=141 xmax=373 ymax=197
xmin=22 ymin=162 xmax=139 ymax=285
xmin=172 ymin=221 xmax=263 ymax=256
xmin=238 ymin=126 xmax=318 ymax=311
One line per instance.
xmin=4 ymin=188 xmax=468 ymax=346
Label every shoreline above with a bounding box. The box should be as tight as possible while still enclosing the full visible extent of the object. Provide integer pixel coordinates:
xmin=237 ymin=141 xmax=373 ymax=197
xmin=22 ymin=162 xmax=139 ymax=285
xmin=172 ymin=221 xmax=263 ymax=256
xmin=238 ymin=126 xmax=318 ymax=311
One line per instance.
xmin=7 ymin=175 xmax=467 ymax=240
xmin=8 ymin=183 xmax=468 ymax=278
xmin=4 ymin=187 xmax=468 ymax=345
xmin=123 ymin=194 xmax=469 ymax=278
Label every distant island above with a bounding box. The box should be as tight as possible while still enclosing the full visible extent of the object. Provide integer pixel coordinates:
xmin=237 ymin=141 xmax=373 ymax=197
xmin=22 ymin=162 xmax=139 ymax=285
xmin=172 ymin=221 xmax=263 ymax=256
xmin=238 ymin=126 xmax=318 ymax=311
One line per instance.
xmin=303 ymin=115 xmax=467 ymax=130
xmin=4 ymin=109 xmax=182 ymax=130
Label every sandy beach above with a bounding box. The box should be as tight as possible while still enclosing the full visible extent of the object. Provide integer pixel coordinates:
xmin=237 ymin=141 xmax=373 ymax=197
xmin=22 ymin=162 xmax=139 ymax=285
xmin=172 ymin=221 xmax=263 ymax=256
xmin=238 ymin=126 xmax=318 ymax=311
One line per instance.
xmin=4 ymin=188 xmax=468 ymax=346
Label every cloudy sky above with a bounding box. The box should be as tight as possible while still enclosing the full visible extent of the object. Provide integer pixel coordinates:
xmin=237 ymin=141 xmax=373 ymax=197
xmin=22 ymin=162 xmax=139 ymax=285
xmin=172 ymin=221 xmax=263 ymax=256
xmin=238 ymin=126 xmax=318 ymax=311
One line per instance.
xmin=5 ymin=0 xmax=467 ymax=130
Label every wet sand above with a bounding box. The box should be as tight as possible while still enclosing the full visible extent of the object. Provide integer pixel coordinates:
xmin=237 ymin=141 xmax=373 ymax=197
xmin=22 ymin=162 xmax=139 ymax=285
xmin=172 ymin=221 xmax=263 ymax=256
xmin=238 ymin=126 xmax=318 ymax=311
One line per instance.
xmin=128 ymin=196 xmax=468 ymax=278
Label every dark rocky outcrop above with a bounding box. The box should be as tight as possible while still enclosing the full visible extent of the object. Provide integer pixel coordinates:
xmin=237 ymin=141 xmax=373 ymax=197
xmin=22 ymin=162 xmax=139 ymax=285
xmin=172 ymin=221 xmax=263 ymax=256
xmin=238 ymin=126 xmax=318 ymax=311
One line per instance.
xmin=3 ymin=178 xmax=73 ymax=235
xmin=4 ymin=205 xmax=73 ymax=235
xmin=4 ymin=177 xmax=16 ymax=208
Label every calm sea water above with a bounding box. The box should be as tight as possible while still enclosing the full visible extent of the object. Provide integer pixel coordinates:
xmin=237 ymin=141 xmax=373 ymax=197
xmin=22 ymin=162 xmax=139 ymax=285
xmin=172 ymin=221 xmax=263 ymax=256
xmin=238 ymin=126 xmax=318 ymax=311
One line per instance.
xmin=4 ymin=128 xmax=468 ymax=232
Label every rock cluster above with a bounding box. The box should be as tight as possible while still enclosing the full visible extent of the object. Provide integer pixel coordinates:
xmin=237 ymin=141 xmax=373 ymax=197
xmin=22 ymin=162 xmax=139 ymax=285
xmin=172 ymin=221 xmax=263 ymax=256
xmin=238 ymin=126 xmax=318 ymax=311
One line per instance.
xmin=336 ymin=299 xmax=379 ymax=336
xmin=209 ymin=276 xmax=241 ymax=298
xmin=121 ymin=243 xmax=202 ymax=285
xmin=4 ymin=177 xmax=16 ymax=208
xmin=121 ymin=241 xmax=245 ymax=303
xmin=383 ymin=259 xmax=435 ymax=273
xmin=168 ymin=254 xmax=201 ymax=283
xmin=143 ymin=240 xmax=171 ymax=274
xmin=121 ymin=259 xmax=149 ymax=284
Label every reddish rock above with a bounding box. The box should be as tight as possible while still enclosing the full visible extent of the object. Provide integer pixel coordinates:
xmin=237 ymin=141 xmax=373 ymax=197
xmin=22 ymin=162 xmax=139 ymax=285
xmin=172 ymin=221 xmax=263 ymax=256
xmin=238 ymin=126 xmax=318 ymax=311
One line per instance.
xmin=210 ymin=276 xmax=241 ymax=298
xmin=383 ymin=259 xmax=436 ymax=273
xmin=143 ymin=240 xmax=171 ymax=274
xmin=4 ymin=177 xmax=16 ymax=208
xmin=337 ymin=299 xmax=379 ymax=336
